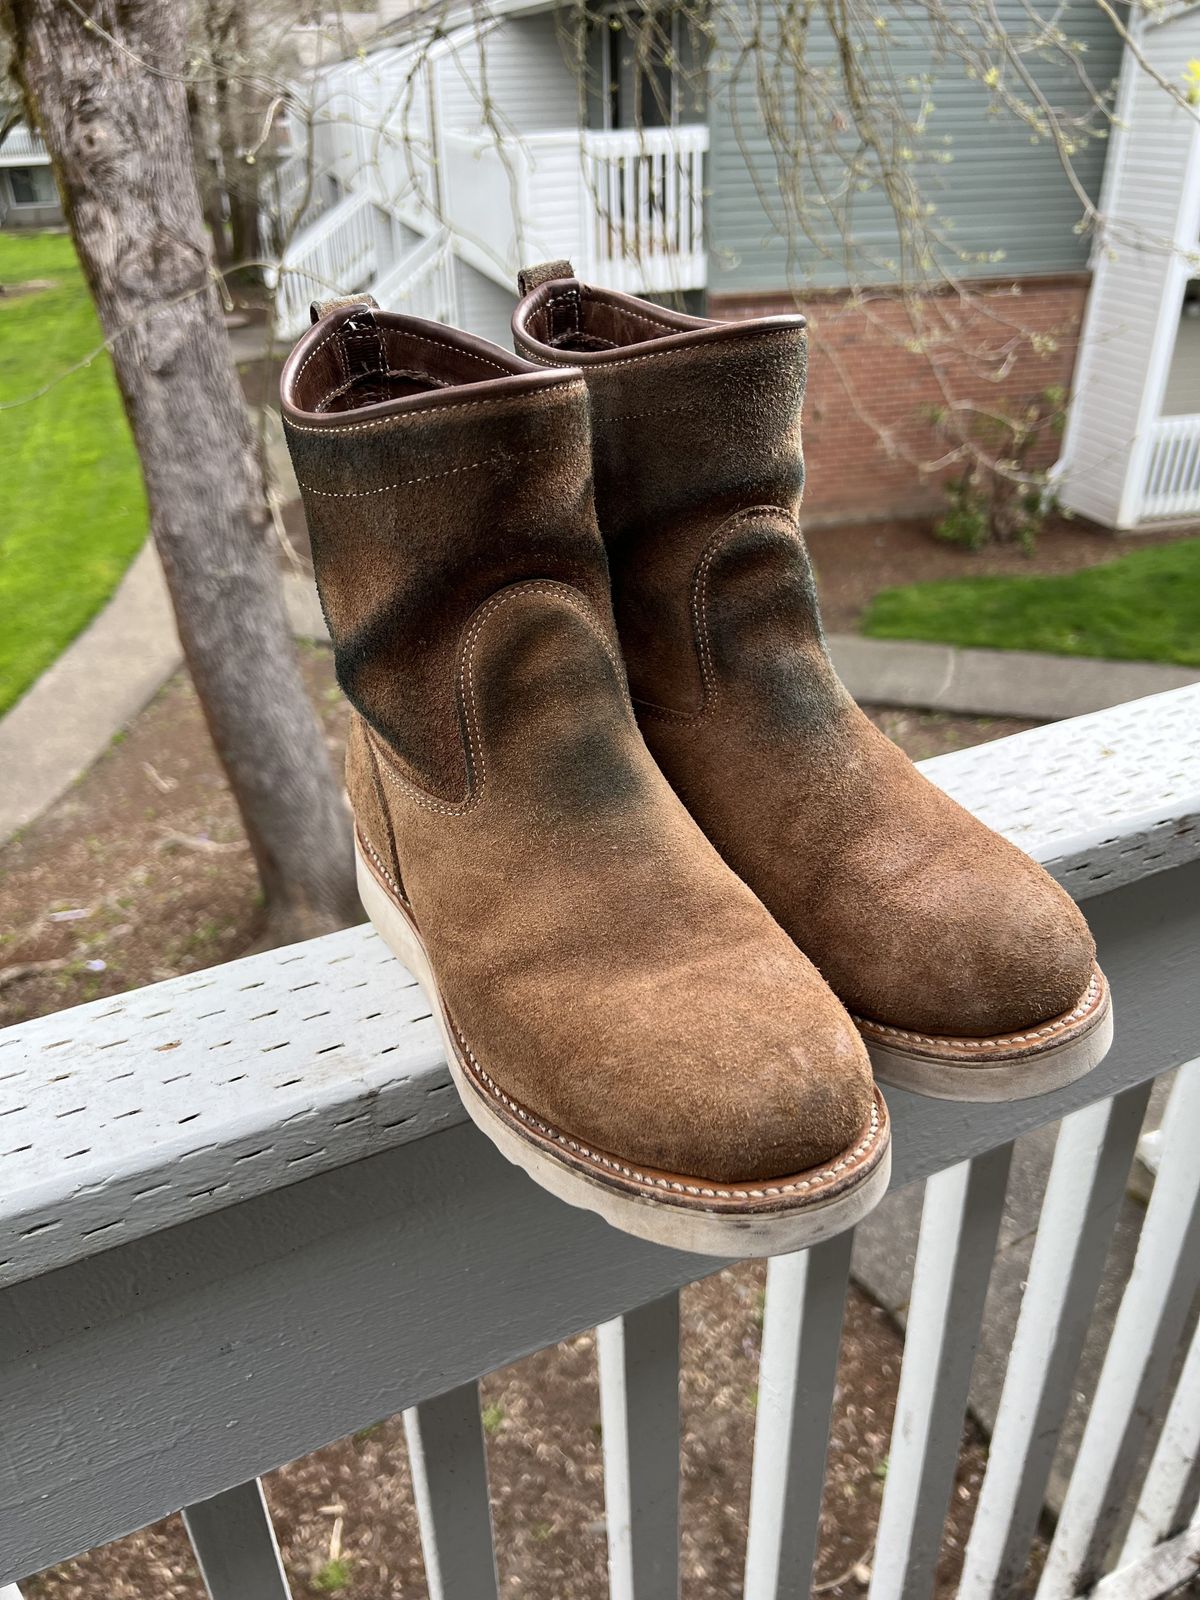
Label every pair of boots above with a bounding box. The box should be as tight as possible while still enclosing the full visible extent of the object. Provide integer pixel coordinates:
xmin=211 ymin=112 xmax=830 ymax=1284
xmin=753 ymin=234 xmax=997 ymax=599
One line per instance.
xmin=281 ymin=261 xmax=1112 ymax=1257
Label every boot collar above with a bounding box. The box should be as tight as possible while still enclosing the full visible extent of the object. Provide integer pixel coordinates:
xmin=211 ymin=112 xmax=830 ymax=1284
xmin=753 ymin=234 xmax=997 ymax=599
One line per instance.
xmin=512 ymin=275 xmax=805 ymax=370
xmin=282 ymin=302 xmax=578 ymax=429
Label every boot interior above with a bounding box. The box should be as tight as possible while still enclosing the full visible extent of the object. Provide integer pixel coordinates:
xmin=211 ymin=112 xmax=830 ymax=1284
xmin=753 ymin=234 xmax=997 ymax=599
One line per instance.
xmin=521 ymin=284 xmax=709 ymax=355
xmin=288 ymin=314 xmax=538 ymax=416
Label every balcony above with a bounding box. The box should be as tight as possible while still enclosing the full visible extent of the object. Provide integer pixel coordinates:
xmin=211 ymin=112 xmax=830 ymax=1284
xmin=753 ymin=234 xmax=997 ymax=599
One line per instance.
xmin=0 ymin=124 xmax=50 ymax=167
xmin=443 ymin=123 xmax=709 ymax=296
xmin=1139 ymin=414 xmax=1200 ymax=520
xmin=2 ymin=686 xmax=1199 ymax=1599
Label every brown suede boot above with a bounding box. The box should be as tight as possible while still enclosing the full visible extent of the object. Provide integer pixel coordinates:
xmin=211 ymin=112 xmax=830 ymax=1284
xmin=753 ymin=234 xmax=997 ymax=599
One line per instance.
xmin=281 ymin=298 xmax=890 ymax=1253
xmin=513 ymin=267 xmax=1112 ymax=1102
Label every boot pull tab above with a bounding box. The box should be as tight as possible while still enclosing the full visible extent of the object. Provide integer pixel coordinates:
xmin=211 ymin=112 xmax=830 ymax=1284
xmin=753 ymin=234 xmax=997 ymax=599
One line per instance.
xmin=517 ymin=260 xmax=575 ymax=296
xmin=309 ymin=291 xmax=380 ymax=323
xmin=310 ymin=293 xmax=388 ymax=404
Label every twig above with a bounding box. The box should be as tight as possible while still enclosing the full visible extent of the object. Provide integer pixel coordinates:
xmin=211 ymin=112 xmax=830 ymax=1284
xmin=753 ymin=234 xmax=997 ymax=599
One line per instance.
xmin=0 ymin=958 xmax=70 ymax=990
xmin=157 ymin=830 xmax=247 ymax=854
xmin=814 ymin=1547 xmax=873 ymax=1593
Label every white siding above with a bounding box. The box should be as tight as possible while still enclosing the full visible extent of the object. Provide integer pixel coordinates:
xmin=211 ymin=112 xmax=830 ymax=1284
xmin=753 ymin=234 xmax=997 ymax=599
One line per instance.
xmin=452 ymin=255 xmax=519 ymax=346
xmin=435 ymin=15 xmax=579 ymax=135
xmin=1058 ymin=11 xmax=1200 ymax=527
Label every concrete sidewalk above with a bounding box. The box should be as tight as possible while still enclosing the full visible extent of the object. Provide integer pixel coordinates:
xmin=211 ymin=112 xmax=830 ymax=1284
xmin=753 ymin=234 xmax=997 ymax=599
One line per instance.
xmin=3 ymin=556 xmax=1198 ymax=846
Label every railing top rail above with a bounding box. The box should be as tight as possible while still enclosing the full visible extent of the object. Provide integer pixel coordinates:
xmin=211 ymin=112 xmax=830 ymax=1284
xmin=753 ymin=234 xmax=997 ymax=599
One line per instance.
xmin=1 ymin=684 xmax=1197 ymax=1289
xmin=0 ymin=124 xmax=49 ymax=164
xmin=582 ymin=124 xmax=710 ymax=154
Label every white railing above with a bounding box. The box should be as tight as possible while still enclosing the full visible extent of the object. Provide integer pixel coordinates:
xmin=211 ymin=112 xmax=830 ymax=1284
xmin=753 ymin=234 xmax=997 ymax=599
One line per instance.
xmin=369 ymin=227 xmax=458 ymax=325
xmin=0 ymin=123 xmax=49 ymax=166
xmin=1139 ymin=414 xmax=1200 ymax=520
xmin=583 ymin=124 xmax=708 ymax=295
xmin=442 ymin=123 xmax=709 ymax=296
xmin=2 ymin=686 xmax=1198 ymax=1599
xmin=269 ymin=190 xmax=377 ymax=339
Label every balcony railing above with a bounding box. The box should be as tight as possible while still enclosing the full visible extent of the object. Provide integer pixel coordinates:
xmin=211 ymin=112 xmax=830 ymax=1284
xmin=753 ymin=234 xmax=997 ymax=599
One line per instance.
xmin=268 ymin=190 xmax=378 ymax=338
xmin=2 ymin=686 xmax=1198 ymax=1600
xmin=370 ymin=226 xmax=458 ymax=326
xmin=0 ymin=123 xmax=49 ymax=167
xmin=1140 ymin=414 xmax=1200 ymax=520
xmin=443 ymin=123 xmax=709 ymax=296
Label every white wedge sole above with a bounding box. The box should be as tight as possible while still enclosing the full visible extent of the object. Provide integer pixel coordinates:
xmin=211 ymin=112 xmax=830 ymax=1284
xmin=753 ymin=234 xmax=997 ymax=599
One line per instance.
xmin=858 ymin=966 xmax=1113 ymax=1103
xmin=356 ymin=839 xmax=892 ymax=1256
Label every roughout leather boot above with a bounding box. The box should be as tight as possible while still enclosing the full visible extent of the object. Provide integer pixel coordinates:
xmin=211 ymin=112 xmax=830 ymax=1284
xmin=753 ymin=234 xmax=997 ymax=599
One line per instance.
xmin=513 ymin=267 xmax=1113 ymax=1102
xmin=281 ymin=299 xmax=890 ymax=1254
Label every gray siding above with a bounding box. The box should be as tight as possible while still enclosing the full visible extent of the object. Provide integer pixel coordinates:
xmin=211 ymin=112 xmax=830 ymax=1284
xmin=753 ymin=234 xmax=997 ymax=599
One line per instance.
xmin=707 ymin=1 xmax=1123 ymax=294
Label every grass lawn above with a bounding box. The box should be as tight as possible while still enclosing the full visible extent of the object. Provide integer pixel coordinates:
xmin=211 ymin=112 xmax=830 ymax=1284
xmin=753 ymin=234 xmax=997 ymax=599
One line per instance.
xmin=862 ymin=537 xmax=1200 ymax=666
xmin=0 ymin=232 xmax=146 ymax=717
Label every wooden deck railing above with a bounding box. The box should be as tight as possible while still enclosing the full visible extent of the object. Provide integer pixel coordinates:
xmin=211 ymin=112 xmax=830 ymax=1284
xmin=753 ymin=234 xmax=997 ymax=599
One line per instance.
xmin=1 ymin=685 xmax=1198 ymax=1599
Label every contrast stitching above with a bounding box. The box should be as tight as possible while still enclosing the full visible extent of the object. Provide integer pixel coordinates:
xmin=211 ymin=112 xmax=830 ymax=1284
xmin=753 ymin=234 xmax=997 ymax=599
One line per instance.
xmin=593 ymin=400 xmax=696 ymax=424
xmin=456 ymin=1019 xmax=886 ymax=1201
xmin=638 ymin=506 xmax=798 ymax=725
xmin=357 ymin=841 xmax=887 ymax=1204
xmin=314 ymin=367 xmax=453 ymax=413
xmin=854 ymin=971 xmax=1104 ymax=1053
xmin=297 ymin=444 xmax=552 ymax=498
xmin=542 ymin=288 xmax=682 ymax=338
xmin=284 ymin=384 xmax=585 ymax=437
xmin=368 ymin=581 xmax=624 ymax=818
xmin=294 ymin=323 xmax=519 ymax=390
xmin=516 ymin=322 xmax=803 ymax=370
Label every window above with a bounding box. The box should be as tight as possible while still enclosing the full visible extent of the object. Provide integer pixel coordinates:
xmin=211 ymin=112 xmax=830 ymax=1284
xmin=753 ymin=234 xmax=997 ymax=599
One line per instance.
xmin=600 ymin=5 xmax=681 ymax=129
xmin=8 ymin=164 xmax=56 ymax=206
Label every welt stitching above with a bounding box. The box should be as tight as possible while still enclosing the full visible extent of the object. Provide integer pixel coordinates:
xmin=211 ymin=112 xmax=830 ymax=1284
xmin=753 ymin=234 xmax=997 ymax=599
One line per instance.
xmin=855 ymin=970 xmax=1104 ymax=1053
xmin=517 ymin=323 xmax=804 ymax=370
xmin=369 ymin=582 xmax=621 ymax=818
xmin=297 ymin=444 xmax=552 ymax=498
xmin=354 ymin=839 xmax=888 ymax=1199
xmin=284 ymin=384 xmax=584 ymax=436
xmin=457 ymin=1026 xmax=887 ymax=1201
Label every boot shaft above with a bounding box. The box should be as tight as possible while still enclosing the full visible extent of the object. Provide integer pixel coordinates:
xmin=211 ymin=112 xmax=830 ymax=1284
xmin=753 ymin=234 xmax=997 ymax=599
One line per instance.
xmin=511 ymin=275 xmax=834 ymax=723
xmin=282 ymin=304 xmax=611 ymax=798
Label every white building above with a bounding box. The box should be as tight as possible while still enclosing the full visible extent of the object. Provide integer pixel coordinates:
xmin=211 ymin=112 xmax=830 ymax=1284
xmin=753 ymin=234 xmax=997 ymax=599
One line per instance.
xmin=0 ymin=123 xmax=60 ymax=230
xmin=267 ymin=3 xmax=708 ymax=348
xmin=1057 ymin=3 xmax=1200 ymax=526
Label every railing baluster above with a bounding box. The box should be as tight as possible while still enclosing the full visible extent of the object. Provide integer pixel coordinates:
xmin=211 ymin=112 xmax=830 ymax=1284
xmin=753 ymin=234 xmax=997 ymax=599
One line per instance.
xmin=1037 ymin=1059 xmax=1200 ymax=1600
xmin=1119 ymin=1314 xmax=1200 ymax=1564
xmin=869 ymin=1144 xmax=1014 ymax=1600
xmin=743 ymin=1232 xmax=855 ymax=1600
xmin=404 ymin=1382 xmax=500 ymax=1600
xmin=182 ymin=1479 xmax=293 ymax=1600
xmin=959 ymin=1084 xmax=1153 ymax=1596
xmin=597 ymin=1291 xmax=681 ymax=1600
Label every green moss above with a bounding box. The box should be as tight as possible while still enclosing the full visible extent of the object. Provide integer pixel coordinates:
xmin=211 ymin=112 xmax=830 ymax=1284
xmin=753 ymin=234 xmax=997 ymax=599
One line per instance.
xmin=862 ymin=540 xmax=1200 ymax=665
xmin=0 ymin=232 xmax=147 ymax=715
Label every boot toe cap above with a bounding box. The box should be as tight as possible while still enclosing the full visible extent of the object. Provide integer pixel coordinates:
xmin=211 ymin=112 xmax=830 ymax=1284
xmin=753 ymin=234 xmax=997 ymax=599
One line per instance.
xmin=548 ymin=961 xmax=878 ymax=1186
xmin=838 ymin=847 xmax=1096 ymax=1040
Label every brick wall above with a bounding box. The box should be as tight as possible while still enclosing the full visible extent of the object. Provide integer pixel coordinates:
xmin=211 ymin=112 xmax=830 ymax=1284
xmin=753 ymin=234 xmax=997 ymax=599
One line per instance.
xmin=708 ymin=276 xmax=1091 ymax=524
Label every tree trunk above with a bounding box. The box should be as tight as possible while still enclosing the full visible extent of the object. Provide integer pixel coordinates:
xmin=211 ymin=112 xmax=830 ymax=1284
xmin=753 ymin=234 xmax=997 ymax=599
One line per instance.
xmin=2 ymin=0 xmax=360 ymax=944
